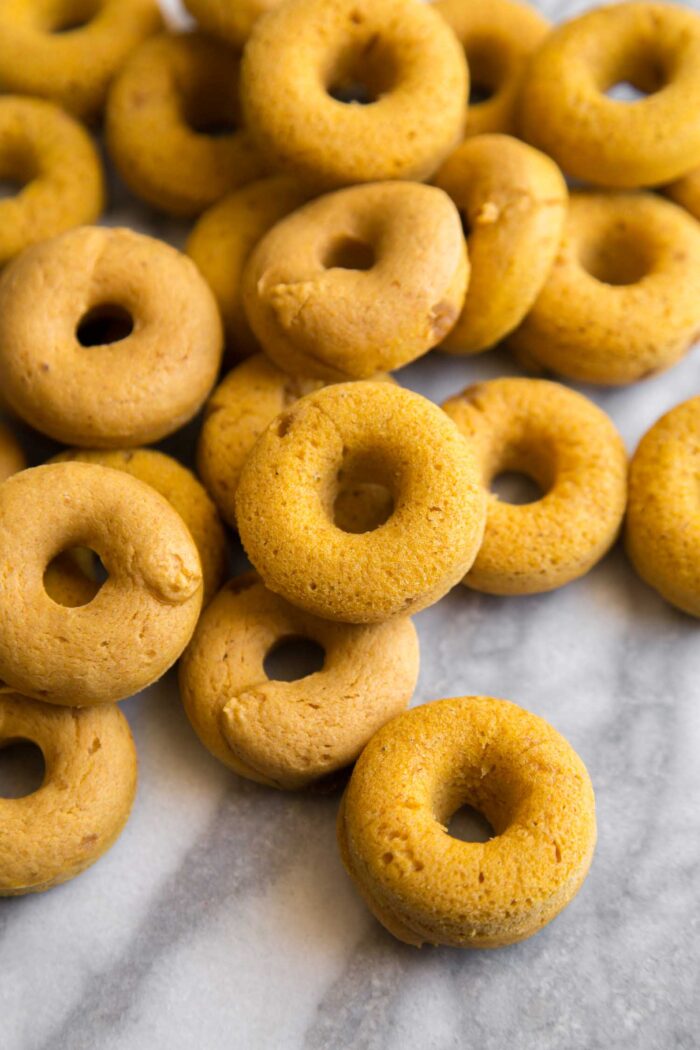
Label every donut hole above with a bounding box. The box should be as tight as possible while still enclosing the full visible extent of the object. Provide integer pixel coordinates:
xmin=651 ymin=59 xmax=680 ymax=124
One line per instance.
xmin=322 ymin=236 xmax=376 ymax=271
xmin=579 ymin=225 xmax=655 ymax=286
xmin=333 ymin=451 xmax=396 ymax=532
xmin=0 ymin=740 xmax=46 ymax=799
xmin=264 ymin=637 xmax=325 ymax=681
xmin=49 ymin=0 xmax=99 ymax=32
xmin=44 ymin=547 xmax=109 ymax=608
xmin=465 ymin=37 xmax=511 ymax=106
xmin=327 ymin=35 xmax=400 ymax=105
xmin=448 ymin=804 xmax=494 ymax=843
xmin=491 ymin=472 xmax=543 ymax=506
xmin=182 ymin=83 xmax=239 ymax=138
xmin=488 ymin=439 xmax=556 ymax=504
xmin=0 ymin=177 xmax=26 ymax=200
xmin=76 ymin=304 xmax=134 ymax=347
xmin=599 ymin=41 xmax=670 ymax=101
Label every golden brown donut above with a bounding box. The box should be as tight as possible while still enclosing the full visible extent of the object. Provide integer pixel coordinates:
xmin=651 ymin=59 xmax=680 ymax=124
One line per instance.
xmin=433 ymin=134 xmax=567 ymax=354
xmin=241 ymin=0 xmax=468 ymax=188
xmin=183 ymin=0 xmax=281 ymax=49
xmin=338 ymin=696 xmax=597 ymax=948
xmin=508 ymin=191 xmax=700 ymax=385
xmin=518 ymin=1 xmax=700 ymax=187
xmin=187 ymin=176 xmax=309 ymax=357
xmin=442 ymin=378 xmax=628 ymax=595
xmin=0 ymin=0 xmax=162 ymax=121
xmin=242 ymin=182 xmax=468 ymax=379
xmin=664 ymin=167 xmax=700 ymax=222
xmin=0 ymin=226 xmax=223 ymax=447
xmin=179 ymin=574 xmax=419 ymax=789
xmin=0 ymin=690 xmax=137 ymax=895
xmin=106 ymin=32 xmax=267 ymax=217
xmin=0 ymin=462 xmax=203 ymax=706
xmin=626 ymin=397 xmax=700 ymax=616
xmin=235 ymin=382 xmax=486 ymax=623
xmin=0 ymin=96 xmax=104 ymax=269
xmin=0 ymin=421 xmax=25 ymax=483
xmin=435 ymin=0 xmax=549 ymax=137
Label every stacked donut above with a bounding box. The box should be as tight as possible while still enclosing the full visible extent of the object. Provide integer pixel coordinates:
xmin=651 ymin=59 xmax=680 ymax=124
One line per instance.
xmin=0 ymin=0 xmax=699 ymax=950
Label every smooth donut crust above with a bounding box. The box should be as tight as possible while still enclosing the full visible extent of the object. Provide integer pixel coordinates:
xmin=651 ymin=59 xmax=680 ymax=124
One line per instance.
xmin=508 ymin=191 xmax=700 ymax=385
xmin=241 ymin=0 xmax=468 ymax=188
xmin=626 ymin=397 xmax=700 ymax=616
xmin=338 ymin=696 xmax=596 ymax=948
xmin=0 ymin=421 xmax=25 ymax=483
xmin=0 ymin=462 xmax=203 ymax=706
xmin=443 ymin=378 xmax=628 ymax=595
xmin=0 ymin=226 xmax=223 ymax=447
xmin=0 ymin=0 xmax=162 ymax=121
xmin=435 ymin=0 xmax=549 ymax=138
xmin=0 ymin=96 xmax=104 ymax=269
xmin=242 ymin=182 xmax=468 ymax=379
xmin=664 ymin=167 xmax=700 ymax=222
xmin=235 ymin=382 xmax=486 ymax=623
xmin=184 ymin=0 xmax=281 ymax=49
xmin=518 ymin=1 xmax=700 ymax=187
xmin=106 ymin=32 xmax=267 ymax=217
xmin=0 ymin=691 xmax=137 ymax=895
xmin=433 ymin=134 xmax=567 ymax=354
xmin=179 ymin=574 xmax=419 ymax=789
xmin=187 ymin=176 xmax=309 ymax=357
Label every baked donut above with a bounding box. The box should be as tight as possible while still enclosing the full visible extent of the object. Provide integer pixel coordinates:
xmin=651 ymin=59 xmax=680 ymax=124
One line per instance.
xmin=0 ymin=421 xmax=25 ymax=483
xmin=179 ymin=574 xmax=419 ymax=789
xmin=0 ymin=226 xmax=223 ymax=447
xmin=664 ymin=167 xmax=700 ymax=222
xmin=435 ymin=0 xmax=549 ymax=138
xmin=0 ymin=0 xmax=162 ymax=121
xmin=338 ymin=696 xmax=597 ymax=948
xmin=241 ymin=0 xmax=467 ymax=188
xmin=242 ymin=182 xmax=468 ymax=379
xmin=106 ymin=32 xmax=267 ymax=217
xmin=626 ymin=397 xmax=700 ymax=616
xmin=508 ymin=191 xmax=700 ymax=385
xmin=442 ymin=378 xmax=628 ymax=595
xmin=433 ymin=135 xmax=567 ymax=354
xmin=187 ymin=176 xmax=309 ymax=357
xmin=235 ymin=382 xmax=486 ymax=623
xmin=183 ymin=0 xmax=280 ymax=49
xmin=518 ymin=1 xmax=700 ymax=187
xmin=0 ymin=690 xmax=137 ymax=895
xmin=0 ymin=96 xmax=104 ymax=269
xmin=0 ymin=462 xmax=203 ymax=706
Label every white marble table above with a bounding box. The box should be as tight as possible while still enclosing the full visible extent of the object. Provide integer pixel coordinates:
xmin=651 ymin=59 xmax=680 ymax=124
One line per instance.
xmin=2 ymin=1 xmax=700 ymax=1047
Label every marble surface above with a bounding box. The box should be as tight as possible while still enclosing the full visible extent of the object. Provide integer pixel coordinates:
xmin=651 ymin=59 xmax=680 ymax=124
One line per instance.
xmin=2 ymin=1 xmax=700 ymax=1047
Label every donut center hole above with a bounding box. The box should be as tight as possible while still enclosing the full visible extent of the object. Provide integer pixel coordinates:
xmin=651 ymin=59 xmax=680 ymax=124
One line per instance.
xmin=447 ymin=804 xmax=494 ymax=843
xmin=322 ymin=236 xmax=375 ymax=271
xmin=264 ymin=637 xmax=326 ymax=682
xmin=491 ymin=471 xmax=543 ymax=505
xmin=333 ymin=451 xmax=395 ymax=533
xmin=49 ymin=0 xmax=99 ymax=32
xmin=0 ymin=740 xmax=45 ymax=799
xmin=44 ymin=548 xmax=109 ymax=608
xmin=182 ymin=73 xmax=241 ymax=137
xmin=488 ymin=440 xmax=556 ymax=503
xmin=579 ymin=227 xmax=654 ymax=286
xmin=77 ymin=304 xmax=134 ymax=347
xmin=0 ymin=177 xmax=27 ymax=200
xmin=327 ymin=35 xmax=399 ymax=104
xmin=466 ymin=38 xmax=510 ymax=106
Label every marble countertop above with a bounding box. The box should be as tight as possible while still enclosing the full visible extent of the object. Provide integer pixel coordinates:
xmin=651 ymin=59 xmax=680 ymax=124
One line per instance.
xmin=2 ymin=1 xmax=700 ymax=1047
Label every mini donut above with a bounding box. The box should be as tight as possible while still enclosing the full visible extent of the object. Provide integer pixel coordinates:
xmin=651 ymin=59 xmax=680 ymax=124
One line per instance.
xmin=433 ymin=135 xmax=567 ymax=354
xmin=235 ymin=382 xmax=486 ymax=624
xmin=241 ymin=0 xmax=468 ymax=188
xmin=0 ymin=0 xmax=162 ymax=122
xmin=106 ymin=32 xmax=267 ymax=217
xmin=179 ymin=574 xmax=419 ymax=789
xmin=0 ymin=226 xmax=223 ymax=447
xmin=338 ymin=696 xmax=597 ymax=948
xmin=183 ymin=0 xmax=280 ymax=49
xmin=664 ymin=167 xmax=700 ymax=222
xmin=242 ymin=182 xmax=468 ymax=379
xmin=507 ymin=192 xmax=700 ymax=385
xmin=518 ymin=2 xmax=700 ymax=188
xmin=435 ymin=0 xmax=549 ymax=138
xmin=442 ymin=379 xmax=628 ymax=595
xmin=0 ymin=421 xmax=25 ymax=483
xmin=0 ymin=96 xmax=104 ymax=269
xmin=0 ymin=690 xmax=137 ymax=895
xmin=0 ymin=462 xmax=203 ymax=706
xmin=626 ymin=397 xmax=700 ymax=616
xmin=187 ymin=177 xmax=309 ymax=357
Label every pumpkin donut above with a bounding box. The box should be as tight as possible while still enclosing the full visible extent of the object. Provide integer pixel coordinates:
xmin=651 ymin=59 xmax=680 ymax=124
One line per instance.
xmin=235 ymin=382 xmax=486 ymax=623
xmin=242 ymin=182 xmax=468 ymax=379
xmin=626 ymin=397 xmax=700 ymax=617
xmin=442 ymin=379 xmax=628 ymax=595
xmin=0 ymin=226 xmax=223 ymax=447
xmin=433 ymin=135 xmax=567 ymax=354
xmin=179 ymin=574 xmax=419 ymax=790
xmin=0 ymin=97 xmax=104 ymax=270
xmin=0 ymin=691 xmax=137 ymax=895
xmin=435 ymin=0 xmax=549 ymax=138
xmin=0 ymin=462 xmax=203 ymax=706
xmin=106 ymin=32 xmax=267 ymax=217
xmin=518 ymin=1 xmax=700 ymax=188
xmin=183 ymin=0 xmax=280 ymax=49
xmin=0 ymin=421 xmax=25 ymax=483
xmin=664 ymin=167 xmax=700 ymax=222
xmin=0 ymin=0 xmax=162 ymax=122
xmin=339 ymin=696 xmax=596 ymax=948
xmin=187 ymin=177 xmax=309 ymax=357
xmin=241 ymin=0 xmax=467 ymax=188
xmin=508 ymin=192 xmax=700 ymax=385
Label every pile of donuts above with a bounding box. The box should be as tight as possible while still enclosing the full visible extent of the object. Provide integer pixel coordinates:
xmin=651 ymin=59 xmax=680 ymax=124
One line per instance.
xmin=1 ymin=0 xmax=699 ymax=951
